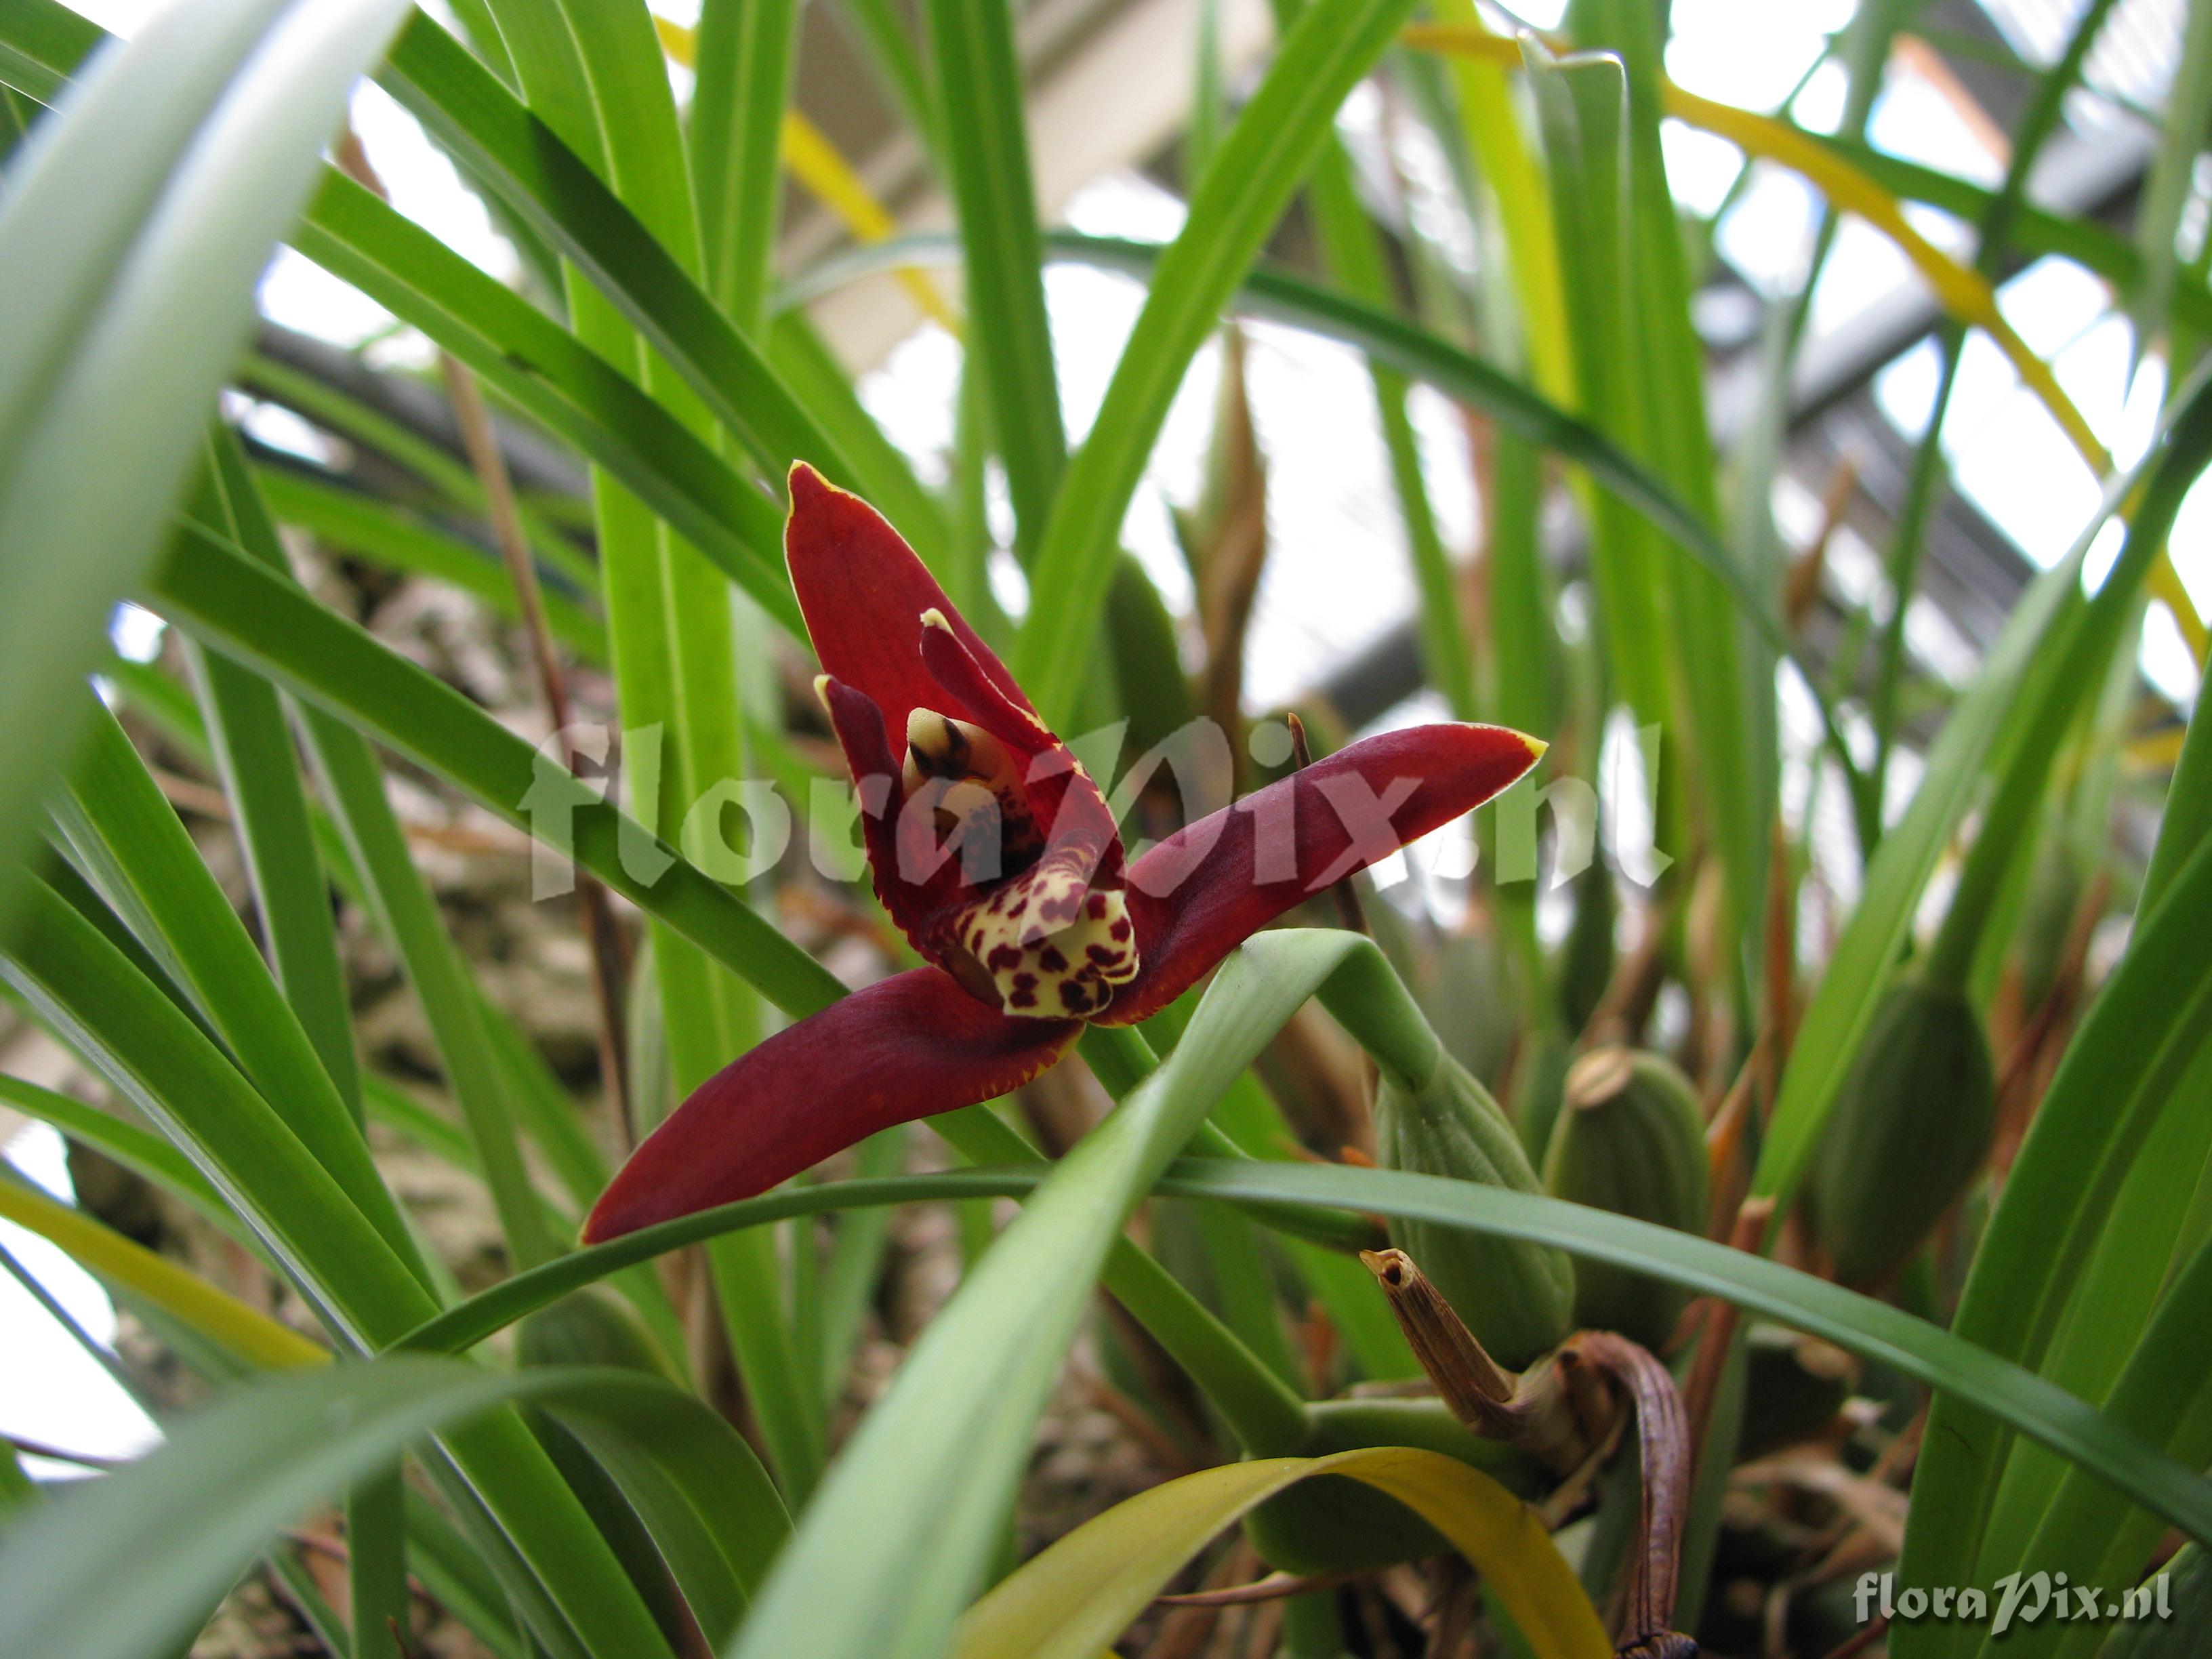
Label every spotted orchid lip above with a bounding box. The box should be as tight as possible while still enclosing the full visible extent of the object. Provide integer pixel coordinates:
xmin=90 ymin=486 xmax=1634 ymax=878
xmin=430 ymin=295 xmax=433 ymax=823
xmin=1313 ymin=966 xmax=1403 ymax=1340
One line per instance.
xmin=579 ymin=468 xmax=1545 ymax=1244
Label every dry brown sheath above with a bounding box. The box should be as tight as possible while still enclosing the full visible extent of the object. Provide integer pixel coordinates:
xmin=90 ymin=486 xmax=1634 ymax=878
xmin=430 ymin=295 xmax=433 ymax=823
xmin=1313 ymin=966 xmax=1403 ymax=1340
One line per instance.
xmin=1361 ymin=1249 xmax=1699 ymax=1655
xmin=1359 ymin=1248 xmax=1607 ymax=1473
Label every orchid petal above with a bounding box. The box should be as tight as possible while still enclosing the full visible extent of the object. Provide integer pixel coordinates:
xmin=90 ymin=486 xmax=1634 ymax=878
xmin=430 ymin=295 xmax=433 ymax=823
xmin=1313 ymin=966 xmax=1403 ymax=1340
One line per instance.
xmin=786 ymin=464 xmax=1031 ymax=742
xmin=1101 ymin=724 xmax=1544 ymax=1025
xmin=818 ymin=674 xmax=954 ymax=951
xmin=582 ymin=968 xmax=1079 ymax=1242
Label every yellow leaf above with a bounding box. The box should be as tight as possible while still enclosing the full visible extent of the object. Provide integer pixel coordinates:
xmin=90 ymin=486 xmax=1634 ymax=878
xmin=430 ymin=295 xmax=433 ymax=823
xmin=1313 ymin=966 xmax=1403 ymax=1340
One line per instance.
xmin=951 ymin=1446 xmax=1608 ymax=1659
xmin=0 ymin=1179 xmax=329 ymax=1372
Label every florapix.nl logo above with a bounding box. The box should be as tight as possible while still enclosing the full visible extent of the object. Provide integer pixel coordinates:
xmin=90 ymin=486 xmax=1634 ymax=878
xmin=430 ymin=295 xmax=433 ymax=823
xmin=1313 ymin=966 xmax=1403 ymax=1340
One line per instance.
xmin=516 ymin=714 xmax=1671 ymax=904
xmin=1853 ymin=1570 xmax=2175 ymax=1639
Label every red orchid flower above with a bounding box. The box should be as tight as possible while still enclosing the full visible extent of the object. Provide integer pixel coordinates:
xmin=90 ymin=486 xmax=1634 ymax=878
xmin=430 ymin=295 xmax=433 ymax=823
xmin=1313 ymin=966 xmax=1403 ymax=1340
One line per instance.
xmin=581 ymin=466 xmax=1543 ymax=1243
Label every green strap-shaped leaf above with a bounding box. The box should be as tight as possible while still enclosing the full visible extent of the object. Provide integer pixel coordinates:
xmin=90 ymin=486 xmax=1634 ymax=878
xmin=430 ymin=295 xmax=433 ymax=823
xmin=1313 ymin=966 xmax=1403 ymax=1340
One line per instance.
xmin=201 ymin=424 xmax=565 ymax=1270
xmin=1965 ymin=1231 xmax=2212 ymax=1659
xmin=7 ymin=873 xmax=682 ymax=1656
xmin=1521 ymin=41 xmax=1673 ymax=746
xmin=1898 ymin=838 xmax=2212 ymax=1610
xmin=386 ymin=1150 xmax=2212 ymax=1555
xmin=0 ymin=1168 xmax=327 ymax=1373
xmin=239 ymin=351 xmax=598 ymax=593
xmin=924 ymin=0 xmax=1067 ymax=562
xmin=0 ymin=0 xmax=411 ymax=930
xmin=49 ymin=695 xmax=426 ymax=1278
xmin=1753 ymin=368 xmax=2212 ymax=1223
xmin=188 ymin=442 xmax=369 ymax=1121
xmin=255 ymin=468 xmax=609 ymax=661
xmin=377 ymin=13 xmax=859 ymax=492
xmin=1564 ymin=1 xmax=1771 ymax=992
xmin=1010 ymin=0 xmax=1420 ymax=727
xmin=692 ymin=0 xmax=802 ymax=333
xmin=296 ymin=171 xmax=800 ymax=629
xmin=0 ymin=1073 xmax=234 ymax=1234
xmin=727 ymin=931 xmax=1408 ymax=1659
xmin=0 ymin=5 xmax=801 ymax=634
xmin=785 ymin=228 xmax=1849 ymax=741
xmin=139 ymin=521 xmax=848 ymax=1022
xmin=0 ymin=1357 xmax=786 ymax=1659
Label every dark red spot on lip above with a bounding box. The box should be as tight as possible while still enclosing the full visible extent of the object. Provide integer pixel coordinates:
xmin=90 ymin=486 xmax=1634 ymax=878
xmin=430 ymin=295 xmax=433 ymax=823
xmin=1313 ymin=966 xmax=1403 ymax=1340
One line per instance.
xmin=1009 ymin=987 xmax=1037 ymax=1009
xmin=986 ymin=945 xmax=1023 ymax=972
xmin=1086 ymin=894 xmax=1109 ymax=918
xmin=1059 ymin=982 xmax=1091 ymax=1011
xmin=1038 ymin=946 xmax=1068 ymax=972
xmin=1086 ymin=944 xmax=1118 ymax=966
xmin=1109 ymin=917 xmax=1132 ymax=941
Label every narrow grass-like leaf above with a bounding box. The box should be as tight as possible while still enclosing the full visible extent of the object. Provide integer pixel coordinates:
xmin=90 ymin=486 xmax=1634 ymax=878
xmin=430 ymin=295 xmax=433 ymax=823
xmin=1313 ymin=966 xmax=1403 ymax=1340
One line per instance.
xmin=1967 ymin=1232 xmax=2212 ymax=1659
xmin=139 ymin=522 xmax=848 ymax=1023
xmin=0 ymin=0 xmax=411 ymax=927
xmin=691 ymin=0 xmax=802 ymax=333
xmin=8 ymin=875 xmax=679 ymax=1656
xmin=790 ymin=229 xmax=1846 ymax=737
xmin=1011 ymin=0 xmax=1419 ymax=726
xmin=0 ymin=1357 xmax=784 ymax=1659
xmin=198 ymin=425 xmax=563 ymax=1271
xmin=386 ymin=1154 xmax=2212 ymax=1552
xmin=344 ymin=1468 xmax=408 ymax=1659
xmin=1520 ymin=41 xmax=1674 ymax=753
xmin=728 ymin=931 xmax=1406 ymax=1659
xmin=470 ymin=0 xmax=820 ymax=1497
xmin=2129 ymin=0 xmax=2212 ymax=366
xmin=1898 ymin=842 xmax=2212 ymax=1617
xmin=923 ymin=0 xmax=1067 ymax=560
xmin=184 ymin=549 xmax=365 ymax=1126
xmin=238 ymin=351 xmax=598 ymax=594
xmin=373 ymin=13 xmax=861 ymax=493
xmin=256 ymin=468 xmax=609 ymax=661
xmin=293 ymin=171 xmax=799 ymax=629
xmin=1749 ymin=371 xmax=2212 ymax=1221
xmin=0 ymin=874 xmax=429 ymax=1343
xmin=53 ymin=695 xmax=426 ymax=1277
xmin=307 ymin=715 xmax=567 ymax=1271
xmin=1568 ymin=0 xmax=1769 ymax=987
xmin=0 ymin=1073 xmax=234 ymax=1232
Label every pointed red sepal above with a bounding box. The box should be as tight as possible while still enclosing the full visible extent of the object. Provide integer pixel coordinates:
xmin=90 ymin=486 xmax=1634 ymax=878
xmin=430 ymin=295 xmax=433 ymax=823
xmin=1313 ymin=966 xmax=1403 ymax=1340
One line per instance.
xmin=582 ymin=967 xmax=1080 ymax=1242
xmin=1099 ymin=723 xmax=1544 ymax=1025
xmin=785 ymin=464 xmax=1033 ymax=744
